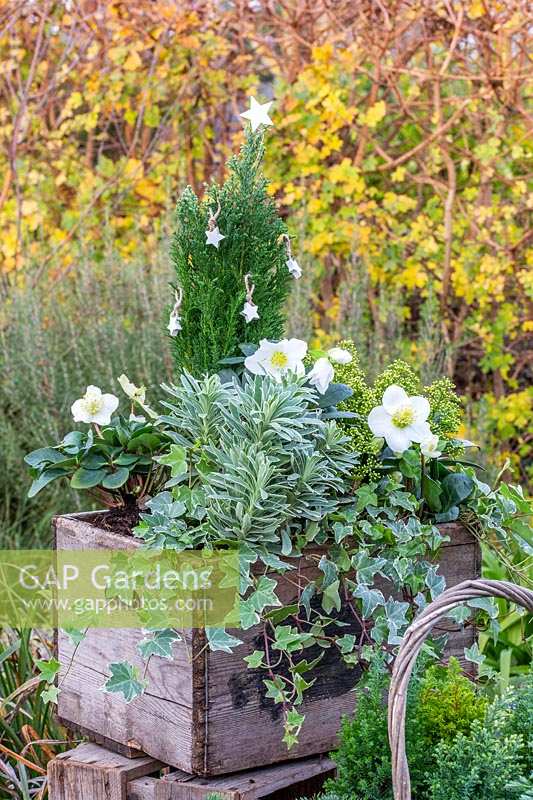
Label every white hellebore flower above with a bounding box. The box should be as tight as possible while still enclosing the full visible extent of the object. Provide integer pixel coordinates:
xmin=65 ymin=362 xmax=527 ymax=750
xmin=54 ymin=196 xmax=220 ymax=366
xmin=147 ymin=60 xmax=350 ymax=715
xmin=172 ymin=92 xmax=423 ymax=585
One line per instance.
xmin=244 ymin=338 xmax=307 ymax=381
xmin=71 ymin=386 xmax=119 ymax=426
xmin=286 ymin=257 xmax=302 ymax=279
xmin=241 ymin=300 xmax=260 ymax=323
xmin=118 ymin=374 xmax=146 ymax=404
xmin=307 ymin=357 xmax=334 ymax=395
xmin=367 ymin=384 xmax=431 ymax=454
xmin=327 ymin=347 xmax=353 ymax=365
xmin=420 ymin=434 xmax=442 ymax=459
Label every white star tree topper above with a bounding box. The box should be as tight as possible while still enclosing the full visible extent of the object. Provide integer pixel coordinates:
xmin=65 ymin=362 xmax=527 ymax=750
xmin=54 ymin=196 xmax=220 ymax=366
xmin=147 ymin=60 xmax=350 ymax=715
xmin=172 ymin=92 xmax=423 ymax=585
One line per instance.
xmin=240 ymin=96 xmax=274 ymax=132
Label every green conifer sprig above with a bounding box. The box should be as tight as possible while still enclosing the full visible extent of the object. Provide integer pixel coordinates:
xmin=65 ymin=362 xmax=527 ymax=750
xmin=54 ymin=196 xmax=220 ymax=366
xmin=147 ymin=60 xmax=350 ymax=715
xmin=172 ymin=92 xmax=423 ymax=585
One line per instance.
xmin=170 ymin=129 xmax=293 ymax=375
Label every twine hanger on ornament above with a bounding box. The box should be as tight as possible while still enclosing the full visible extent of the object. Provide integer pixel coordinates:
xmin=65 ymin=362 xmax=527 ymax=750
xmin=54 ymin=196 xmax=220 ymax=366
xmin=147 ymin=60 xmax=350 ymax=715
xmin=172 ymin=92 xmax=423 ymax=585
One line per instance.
xmin=244 ymin=273 xmax=255 ymax=304
xmin=168 ymin=287 xmax=183 ymax=337
xmin=241 ymin=273 xmax=260 ymax=323
xmin=207 ymin=201 xmax=222 ymax=231
xmin=282 ymin=233 xmax=302 ymax=279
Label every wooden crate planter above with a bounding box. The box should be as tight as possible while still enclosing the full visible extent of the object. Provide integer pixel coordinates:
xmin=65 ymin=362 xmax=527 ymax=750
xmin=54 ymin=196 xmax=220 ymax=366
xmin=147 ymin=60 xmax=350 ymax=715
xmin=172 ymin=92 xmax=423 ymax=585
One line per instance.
xmin=48 ymin=743 xmax=336 ymax=800
xmin=54 ymin=513 xmax=480 ymax=776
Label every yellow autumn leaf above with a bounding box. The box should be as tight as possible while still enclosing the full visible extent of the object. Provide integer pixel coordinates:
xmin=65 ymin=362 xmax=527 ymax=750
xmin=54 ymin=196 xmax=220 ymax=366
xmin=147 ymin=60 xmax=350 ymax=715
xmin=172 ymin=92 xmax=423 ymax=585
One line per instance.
xmin=123 ymin=51 xmax=142 ymax=71
xmin=360 ymin=101 xmax=386 ymax=129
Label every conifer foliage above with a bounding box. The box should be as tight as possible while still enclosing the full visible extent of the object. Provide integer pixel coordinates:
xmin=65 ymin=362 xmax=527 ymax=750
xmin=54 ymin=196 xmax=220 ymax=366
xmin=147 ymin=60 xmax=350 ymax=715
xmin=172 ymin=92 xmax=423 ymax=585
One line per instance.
xmin=170 ymin=130 xmax=292 ymax=376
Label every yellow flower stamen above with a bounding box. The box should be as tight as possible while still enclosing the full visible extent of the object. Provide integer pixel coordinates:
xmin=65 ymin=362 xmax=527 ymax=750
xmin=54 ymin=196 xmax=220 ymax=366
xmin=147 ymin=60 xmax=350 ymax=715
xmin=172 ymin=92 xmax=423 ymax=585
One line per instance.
xmin=270 ymin=351 xmax=289 ymax=369
xmin=391 ymin=406 xmax=415 ymax=428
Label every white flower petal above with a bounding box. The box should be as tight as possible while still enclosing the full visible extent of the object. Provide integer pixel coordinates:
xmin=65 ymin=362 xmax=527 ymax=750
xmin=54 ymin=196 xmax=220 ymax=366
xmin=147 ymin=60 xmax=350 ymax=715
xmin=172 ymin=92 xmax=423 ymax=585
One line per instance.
xmin=408 ymin=421 xmax=432 ymax=443
xmin=71 ymin=398 xmax=92 ymax=423
xmin=382 ymin=384 xmax=409 ymax=414
xmin=367 ymin=406 xmax=392 ymax=437
xmin=328 ymin=347 xmax=352 ymax=364
xmin=410 ymin=395 xmax=430 ymax=422
xmin=244 ymin=351 xmax=266 ymax=376
xmin=384 ymin=427 xmax=412 ymax=453
xmin=307 ymin=358 xmax=334 ymax=395
xmin=286 ymin=338 xmax=308 ymax=361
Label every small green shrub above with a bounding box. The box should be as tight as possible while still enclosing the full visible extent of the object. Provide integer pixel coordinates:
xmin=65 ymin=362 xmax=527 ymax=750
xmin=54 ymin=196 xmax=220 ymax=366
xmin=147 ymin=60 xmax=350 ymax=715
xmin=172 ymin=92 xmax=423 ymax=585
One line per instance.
xmin=326 ymin=657 xmax=428 ymax=800
xmin=328 ymin=657 xmax=489 ymax=800
xmin=429 ymin=716 xmax=524 ymax=800
xmin=417 ymin=657 xmax=488 ymax=747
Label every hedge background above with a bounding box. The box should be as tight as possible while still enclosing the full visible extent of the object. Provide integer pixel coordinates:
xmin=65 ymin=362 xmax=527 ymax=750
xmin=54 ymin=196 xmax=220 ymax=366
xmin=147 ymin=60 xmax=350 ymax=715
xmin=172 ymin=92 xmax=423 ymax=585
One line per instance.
xmin=1 ymin=0 xmax=532 ymax=544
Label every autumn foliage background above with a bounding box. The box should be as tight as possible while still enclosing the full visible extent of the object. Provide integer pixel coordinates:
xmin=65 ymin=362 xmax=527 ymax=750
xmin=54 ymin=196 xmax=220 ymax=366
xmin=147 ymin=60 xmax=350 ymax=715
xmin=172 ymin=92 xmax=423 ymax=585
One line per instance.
xmin=1 ymin=0 xmax=532 ymax=545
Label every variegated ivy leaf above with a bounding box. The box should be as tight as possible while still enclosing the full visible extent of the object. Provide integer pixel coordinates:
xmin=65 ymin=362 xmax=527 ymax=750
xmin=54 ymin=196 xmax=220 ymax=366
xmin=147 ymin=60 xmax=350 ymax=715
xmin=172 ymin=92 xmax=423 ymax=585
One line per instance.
xmin=41 ymin=685 xmax=59 ymax=704
xmin=251 ymin=576 xmax=281 ymax=613
xmin=206 ymin=627 xmax=242 ymax=653
xmin=447 ymin=604 xmax=471 ymax=624
xmin=352 ymin=551 xmax=387 ymax=584
xmin=337 ymin=634 xmax=356 ymax=654
xmin=425 ymin=565 xmax=446 ymax=599
xmin=353 ymin=584 xmax=385 ymax=618
xmin=138 ymin=629 xmax=181 ymax=660
xmin=244 ymin=650 xmax=264 ymax=668
xmin=155 ymin=445 xmax=188 ymax=480
xmin=64 ymin=628 xmax=86 ymax=646
xmin=322 ymin=579 xmax=341 ymax=613
xmin=272 ymin=626 xmax=313 ymax=654
xmin=383 ymin=598 xmax=410 ymax=629
xmin=102 ymin=662 xmax=146 ymax=703
xmin=318 ymin=555 xmax=338 ymax=588
xmin=239 ymin=597 xmax=260 ymax=629
xmin=468 ymin=597 xmax=499 ymax=618
xmin=300 ymin=583 xmax=316 ymax=619
xmin=464 ymin=642 xmax=485 ymax=666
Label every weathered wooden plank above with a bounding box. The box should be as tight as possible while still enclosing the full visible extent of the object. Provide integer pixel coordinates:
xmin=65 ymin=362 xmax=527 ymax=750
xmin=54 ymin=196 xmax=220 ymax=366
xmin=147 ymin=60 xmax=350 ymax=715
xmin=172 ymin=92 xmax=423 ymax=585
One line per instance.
xmin=57 ymin=659 xmax=194 ymax=768
xmin=48 ymin=743 xmax=160 ymax=800
xmin=127 ymin=756 xmax=335 ymax=800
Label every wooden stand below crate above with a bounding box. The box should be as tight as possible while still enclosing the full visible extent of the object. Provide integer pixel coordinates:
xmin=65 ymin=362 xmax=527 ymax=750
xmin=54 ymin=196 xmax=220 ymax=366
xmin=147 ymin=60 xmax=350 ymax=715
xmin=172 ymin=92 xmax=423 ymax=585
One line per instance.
xmin=48 ymin=743 xmax=336 ymax=800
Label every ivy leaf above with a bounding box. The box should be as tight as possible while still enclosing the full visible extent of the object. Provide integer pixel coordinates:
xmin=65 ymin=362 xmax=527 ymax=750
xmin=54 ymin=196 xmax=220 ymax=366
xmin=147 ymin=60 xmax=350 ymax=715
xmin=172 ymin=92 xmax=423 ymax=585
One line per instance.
xmin=337 ymin=634 xmax=356 ymax=654
xmin=239 ymin=598 xmax=260 ymax=629
xmin=425 ymin=566 xmax=446 ymax=599
xmin=244 ymin=650 xmax=264 ymax=668
xmin=353 ymin=584 xmax=385 ymax=617
xmin=102 ymin=662 xmax=146 ymax=703
xmin=352 ymin=551 xmax=387 ymax=584
xmin=264 ymin=676 xmax=287 ymax=704
xmin=318 ymin=555 xmax=338 ymax=588
xmin=464 ymin=642 xmax=485 ymax=666
xmin=468 ymin=597 xmax=499 ymax=619
xmin=41 ymin=685 xmax=59 ymax=704
xmin=272 ymin=626 xmax=311 ymax=654
xmin=36 ymin=658 xmax=60 ymax=683
xmin=64 ymin=628 xmax=86 ymax=646
xmin=137 ymin=629 xmax=181 ymax=660
xmin=206 ymin=627 xmax=242 ymax=653
xmin=300 ymin=583 xmax=315 ymax=619
xmin=251 ymin=576 xmax=281 ymax=613
xmin=155 ymin=445 xmax=188 ymax=478
xmin=322 ymin=579 xmax=341 ymax=613
xmin=447 ymin=605 xmax=471 ymax=624
xmin=383 ymin=598 xmax=409 ymax=629
xmin=354 ymin=484 xmax=378 ymax=512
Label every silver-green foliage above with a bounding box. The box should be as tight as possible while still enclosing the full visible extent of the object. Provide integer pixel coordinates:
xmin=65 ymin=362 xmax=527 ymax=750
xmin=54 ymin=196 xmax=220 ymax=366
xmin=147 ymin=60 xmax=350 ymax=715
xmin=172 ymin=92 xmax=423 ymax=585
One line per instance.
xmin=136 ymin=372 xmax=357 ymax=548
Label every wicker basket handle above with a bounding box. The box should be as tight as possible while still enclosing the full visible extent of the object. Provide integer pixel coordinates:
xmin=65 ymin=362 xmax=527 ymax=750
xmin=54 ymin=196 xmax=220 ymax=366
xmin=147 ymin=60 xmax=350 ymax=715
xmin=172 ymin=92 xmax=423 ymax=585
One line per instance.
xmin=388 ymin=579 xmax=533 ymax=800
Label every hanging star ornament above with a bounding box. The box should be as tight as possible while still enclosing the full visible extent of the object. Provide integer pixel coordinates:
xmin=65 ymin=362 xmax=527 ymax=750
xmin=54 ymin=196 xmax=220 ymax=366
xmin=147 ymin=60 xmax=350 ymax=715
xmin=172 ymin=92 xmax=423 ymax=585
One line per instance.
xmin=241 ymin=300 xmax=260 ymax=323
xmin=240 ymin=96 xmax=274 ymax=133
xmin=205 ymin=226 xmax=225 ymax=248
